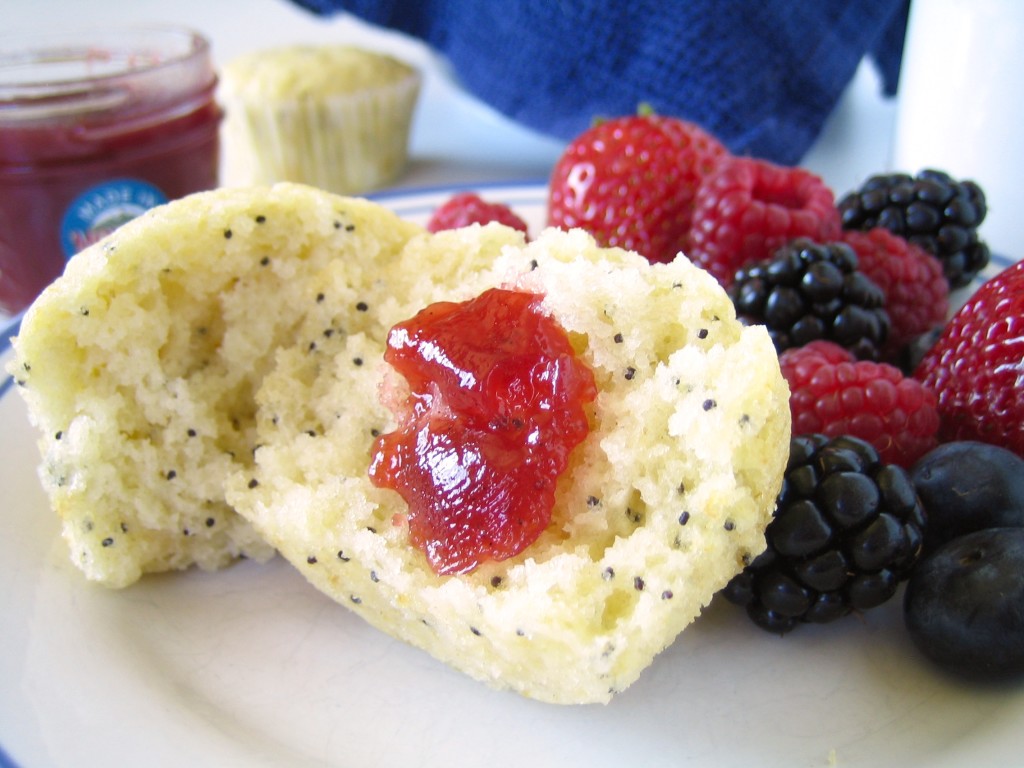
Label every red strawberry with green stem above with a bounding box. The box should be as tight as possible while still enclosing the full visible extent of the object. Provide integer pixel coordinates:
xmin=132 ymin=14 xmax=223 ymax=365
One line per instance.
xmin=547 ymin=111 xmax=727 ymax=264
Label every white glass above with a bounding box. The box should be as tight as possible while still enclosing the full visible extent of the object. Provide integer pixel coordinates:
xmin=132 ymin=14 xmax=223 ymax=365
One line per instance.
xmin=892 ymin=0 xmax=1024 ymax=261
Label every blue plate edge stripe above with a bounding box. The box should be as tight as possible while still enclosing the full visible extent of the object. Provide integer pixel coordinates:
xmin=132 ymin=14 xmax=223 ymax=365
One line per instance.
xmin=0 ymin=313 xmax=23 ymax=401
xmin=0 ymin=743 xmax=20 ymax=768
xmin=367 ymin=178 xmax=548 ymax=218
xmin=1 ymin=312 xmax=22 ymax=354
xmin=990 ymin=250 xmax=1015 ymax=269
xmin=367 ymin=177 xmax=548 ymax=204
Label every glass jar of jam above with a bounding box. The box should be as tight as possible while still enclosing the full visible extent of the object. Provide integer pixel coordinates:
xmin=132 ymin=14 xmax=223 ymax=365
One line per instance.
xmin=0 ymin=26 xmax=222 ymax=315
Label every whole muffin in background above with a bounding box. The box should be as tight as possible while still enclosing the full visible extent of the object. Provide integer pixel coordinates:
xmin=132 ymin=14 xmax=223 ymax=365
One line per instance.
xmin=220 ymin=45 xmax=420 ymax=194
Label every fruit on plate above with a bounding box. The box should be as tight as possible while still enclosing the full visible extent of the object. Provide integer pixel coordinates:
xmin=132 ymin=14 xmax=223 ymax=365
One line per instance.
xmin=914 ymin=259 xmax=1024 ymax=457
xmin=778 ymin=341 xmax=939 ymax=468
xmin=728 ymin=238 xmax=890 ymax=361
xmin=904 ymin=527 xmax=1024 ymax=681
xmin=723 ymin=434 xmax=927 ymax=634
xmin=547 ymin=112 xmax=727 ymax=264
xmin=910 ymin=441 xmax=1024 ymax=554
xmin=837 ymin=169 xmax=989 ymax=290
xmin=427 ymin=191 xmax=529 ymax=234
xmin=686 ymin=156 xmax=841 ymax=286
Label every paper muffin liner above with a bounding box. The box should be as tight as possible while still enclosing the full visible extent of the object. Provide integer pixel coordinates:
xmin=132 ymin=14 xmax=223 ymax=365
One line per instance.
xmin=222 ymin=70 xmax=420 ymax=194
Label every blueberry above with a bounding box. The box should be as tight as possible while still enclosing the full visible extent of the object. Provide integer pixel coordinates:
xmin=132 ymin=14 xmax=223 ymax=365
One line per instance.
xmin=903 ymin=527 xmax=1024 ymax=682
xmin=910 ymin=441 xmax=1024 ymax=553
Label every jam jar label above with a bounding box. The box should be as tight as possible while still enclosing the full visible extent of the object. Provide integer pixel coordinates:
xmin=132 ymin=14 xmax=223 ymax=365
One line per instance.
xmin=60 ymin=179 xmax=167 ymax=257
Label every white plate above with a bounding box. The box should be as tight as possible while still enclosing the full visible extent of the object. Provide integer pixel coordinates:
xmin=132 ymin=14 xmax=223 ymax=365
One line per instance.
xmin=1 ymin=183 xmax=1021 ymax=768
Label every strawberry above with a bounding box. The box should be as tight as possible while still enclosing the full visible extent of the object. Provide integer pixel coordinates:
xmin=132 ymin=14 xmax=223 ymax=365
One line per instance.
xmin=780 ymin=340 xmax=940 ymax=468
xmin=547 ymin=112 xmax=727 ymax=264
xmin=915 ymin=260 xmax=1024 ymax=457
xmin=427 ymin=192 xmax=529 ymax=234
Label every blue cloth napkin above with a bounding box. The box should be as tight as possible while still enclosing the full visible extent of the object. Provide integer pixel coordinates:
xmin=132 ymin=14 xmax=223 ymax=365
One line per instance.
xmin=289 ymin=0 xmax=909 ymax=166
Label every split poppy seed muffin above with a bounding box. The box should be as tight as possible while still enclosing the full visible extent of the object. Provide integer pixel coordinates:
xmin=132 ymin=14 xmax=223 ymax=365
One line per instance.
xmin=225 ymin=220 xmax=791 ymax=704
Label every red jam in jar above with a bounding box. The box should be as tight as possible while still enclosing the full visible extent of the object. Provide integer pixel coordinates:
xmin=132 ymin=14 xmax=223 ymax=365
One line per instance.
xmin=0 ymin=26 xmax=222 ymax=315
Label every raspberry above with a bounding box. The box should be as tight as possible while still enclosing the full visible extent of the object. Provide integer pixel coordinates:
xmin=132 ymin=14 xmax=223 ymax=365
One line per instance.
xmin=780 ymin=341 xmax=940 ymax=468
xmin=839 ymin=228 xmax=949 ymax=357
xmin=547 ymin=113 xmax=727 ymax=264
xmin=728 ymin=238 xmax=889 ymax=361
xmin=914 ymin=260 xmax=1024 ymax=457
xmin=837 ymin=169 xmax=989 ymax=289
xmin=723 ymin=434 xmax=927 ymax=634
xmin=427 ymin=192 xmax=529 ymax=235
xmin=686 ymin=156 xmax=841 ymax=286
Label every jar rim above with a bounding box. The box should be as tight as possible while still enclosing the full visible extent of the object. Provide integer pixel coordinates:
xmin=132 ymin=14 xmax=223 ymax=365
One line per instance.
xmin=0 ymin=25 xmax=213 ymax=121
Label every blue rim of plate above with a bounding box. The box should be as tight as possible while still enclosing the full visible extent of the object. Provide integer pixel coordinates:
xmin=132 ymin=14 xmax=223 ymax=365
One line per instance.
xmin=0 ymin=312 xmax=24 ymax=400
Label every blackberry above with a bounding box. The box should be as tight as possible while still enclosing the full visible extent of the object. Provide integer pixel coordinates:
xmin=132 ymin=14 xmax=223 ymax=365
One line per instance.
xmin=728 ymin=238 xmax=890 ymax=360
xmin=837 ymin=169 xmax=989 ymax=289
xmin=723 ymin=434 xmax=927 ymax=635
